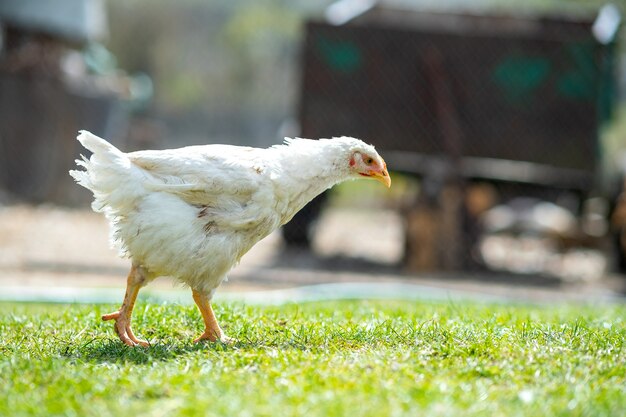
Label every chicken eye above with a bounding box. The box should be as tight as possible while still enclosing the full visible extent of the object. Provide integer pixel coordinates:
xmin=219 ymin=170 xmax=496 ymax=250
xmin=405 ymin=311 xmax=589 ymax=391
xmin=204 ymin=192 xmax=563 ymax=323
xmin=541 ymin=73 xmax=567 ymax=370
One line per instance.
xmin=365 ymin=157 xmax=374 ymax=165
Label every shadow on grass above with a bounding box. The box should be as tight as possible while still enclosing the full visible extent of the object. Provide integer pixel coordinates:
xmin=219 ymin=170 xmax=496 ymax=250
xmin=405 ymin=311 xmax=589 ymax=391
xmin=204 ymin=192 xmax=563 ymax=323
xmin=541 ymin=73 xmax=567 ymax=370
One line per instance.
xmin=64 ymin=337 xmax=243 ymax=364
xmin=63 ymin=333 xmax=316 ymax=364
xmin=59 ymin=307 xmax=422 ymax=364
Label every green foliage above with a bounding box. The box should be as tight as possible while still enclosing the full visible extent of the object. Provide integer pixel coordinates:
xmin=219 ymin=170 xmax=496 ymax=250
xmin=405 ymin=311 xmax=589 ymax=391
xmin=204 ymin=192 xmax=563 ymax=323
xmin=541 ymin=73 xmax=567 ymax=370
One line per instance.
xmin=1 ymin=300 xmax=625 ymax=416
xmin=489 ymin=0 xmax=623 ymax=14
xmin=105 ymin=0 xmax=321 ymax=114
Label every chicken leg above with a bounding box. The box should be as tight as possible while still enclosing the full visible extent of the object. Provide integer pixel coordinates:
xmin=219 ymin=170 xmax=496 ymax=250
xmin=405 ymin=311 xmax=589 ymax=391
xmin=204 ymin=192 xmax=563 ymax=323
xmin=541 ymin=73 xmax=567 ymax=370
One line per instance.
xmin=192 ymin=289 xmax=233 ymax=344
xmin=102 ymin=265 xmax=149 ymax=347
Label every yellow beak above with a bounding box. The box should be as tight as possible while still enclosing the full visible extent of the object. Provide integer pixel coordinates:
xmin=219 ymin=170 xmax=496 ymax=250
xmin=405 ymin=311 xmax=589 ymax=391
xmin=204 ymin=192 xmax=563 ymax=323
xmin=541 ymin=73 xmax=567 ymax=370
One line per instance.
xmin=371 ymin=165 xmax=391 ymax=188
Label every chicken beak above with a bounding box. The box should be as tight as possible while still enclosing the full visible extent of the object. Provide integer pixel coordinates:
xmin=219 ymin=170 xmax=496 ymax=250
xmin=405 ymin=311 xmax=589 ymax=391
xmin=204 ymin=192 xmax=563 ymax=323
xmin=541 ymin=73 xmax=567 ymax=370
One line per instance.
xmin=372 ymin=165 xmax=391 ymax=188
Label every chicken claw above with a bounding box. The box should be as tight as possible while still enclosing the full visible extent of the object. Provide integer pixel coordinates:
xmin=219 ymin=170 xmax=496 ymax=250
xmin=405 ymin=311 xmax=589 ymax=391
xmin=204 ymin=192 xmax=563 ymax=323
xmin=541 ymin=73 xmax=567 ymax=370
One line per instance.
xmin=193 ymin=332 xmax=236 ymax=345
xmin=192 ymin=289 xmax=234 ymax=345
xmin=103 ymin=265 xmax=149 ymax=347
xmin=102 ymin=310 xmax=149 ymax=347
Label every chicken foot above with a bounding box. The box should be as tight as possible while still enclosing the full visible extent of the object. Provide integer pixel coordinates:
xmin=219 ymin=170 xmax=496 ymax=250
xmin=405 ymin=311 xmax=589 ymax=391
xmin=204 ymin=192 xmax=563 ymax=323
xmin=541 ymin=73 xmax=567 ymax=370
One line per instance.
xmin=192 ymin=289 xmax=234 ymax=344
xmin=102 ymin=265 xmax=149 ymax=347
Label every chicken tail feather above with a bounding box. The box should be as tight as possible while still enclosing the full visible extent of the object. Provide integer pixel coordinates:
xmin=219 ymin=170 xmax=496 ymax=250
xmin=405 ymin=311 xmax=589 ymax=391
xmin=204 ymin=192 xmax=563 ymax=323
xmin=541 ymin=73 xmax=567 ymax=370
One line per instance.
xmin=69 ymin=130 xmax=145 ymax=214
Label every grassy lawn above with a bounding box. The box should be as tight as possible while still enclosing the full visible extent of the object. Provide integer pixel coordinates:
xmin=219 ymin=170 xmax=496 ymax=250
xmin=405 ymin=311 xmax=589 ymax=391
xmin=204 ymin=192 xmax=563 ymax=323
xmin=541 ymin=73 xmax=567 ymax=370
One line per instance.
xmin=0 ymin=299 xmax=624 ymax=417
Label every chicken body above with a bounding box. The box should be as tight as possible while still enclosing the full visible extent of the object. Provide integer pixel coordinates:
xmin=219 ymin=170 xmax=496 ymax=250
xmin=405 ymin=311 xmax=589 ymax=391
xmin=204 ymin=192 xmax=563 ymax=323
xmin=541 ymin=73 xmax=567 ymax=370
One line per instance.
xmin=70 ymin=131 xmax=390 ymax=345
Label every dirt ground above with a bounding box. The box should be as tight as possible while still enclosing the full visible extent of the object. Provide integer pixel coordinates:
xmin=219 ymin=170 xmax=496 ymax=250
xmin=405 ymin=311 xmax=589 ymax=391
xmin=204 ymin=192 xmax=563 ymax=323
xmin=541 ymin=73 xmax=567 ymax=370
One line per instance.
xmin=1 ymin=204 xmax=625 ymax=303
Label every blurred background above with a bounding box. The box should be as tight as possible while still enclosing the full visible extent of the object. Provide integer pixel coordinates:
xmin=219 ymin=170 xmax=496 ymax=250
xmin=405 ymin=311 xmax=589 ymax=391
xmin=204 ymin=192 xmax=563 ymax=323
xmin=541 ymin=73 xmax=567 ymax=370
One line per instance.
xmin=1 ymin=0 xmax=626 ymax=302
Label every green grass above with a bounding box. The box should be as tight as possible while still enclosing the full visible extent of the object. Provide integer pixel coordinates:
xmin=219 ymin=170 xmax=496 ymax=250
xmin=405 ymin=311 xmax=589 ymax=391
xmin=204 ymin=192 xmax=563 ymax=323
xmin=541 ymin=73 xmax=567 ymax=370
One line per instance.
xmin=1 ymin=300 xmax=624 ymax=417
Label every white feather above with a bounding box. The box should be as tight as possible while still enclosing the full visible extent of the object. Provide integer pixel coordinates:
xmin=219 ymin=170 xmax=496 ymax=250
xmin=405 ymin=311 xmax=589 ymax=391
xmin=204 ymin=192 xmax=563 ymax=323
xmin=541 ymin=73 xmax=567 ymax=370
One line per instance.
xmin=70 ymin=131 xmax=383 ymax=295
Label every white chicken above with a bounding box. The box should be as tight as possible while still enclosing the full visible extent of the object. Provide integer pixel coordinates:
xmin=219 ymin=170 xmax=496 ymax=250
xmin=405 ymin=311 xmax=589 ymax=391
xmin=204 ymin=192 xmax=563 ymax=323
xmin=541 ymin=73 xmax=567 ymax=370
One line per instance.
xmin=70 ymin=131 xmax=390 ymax=346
